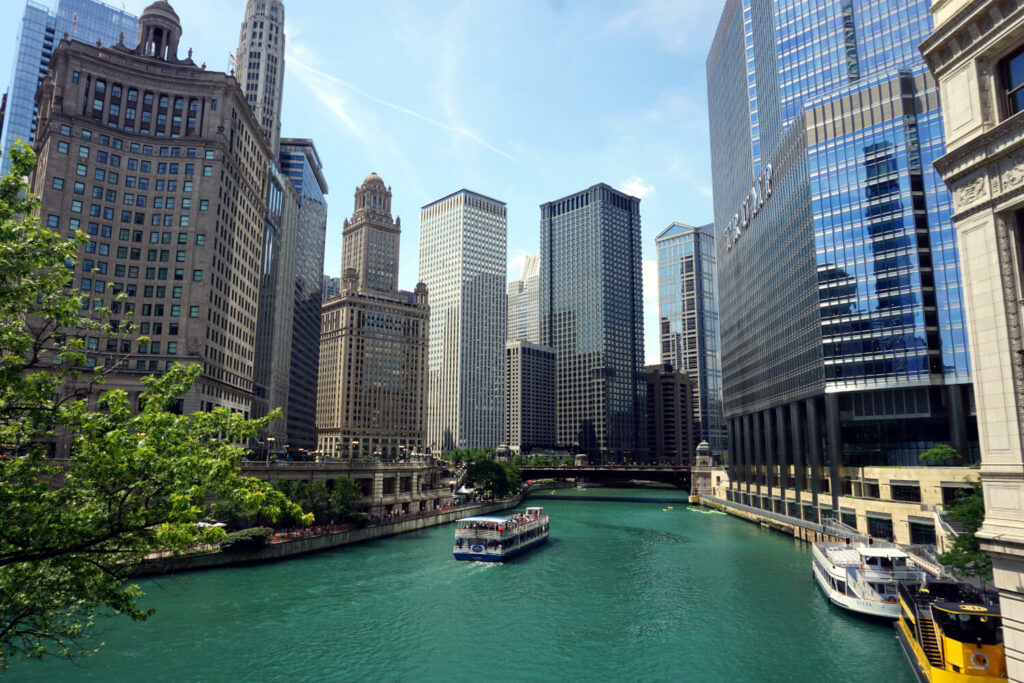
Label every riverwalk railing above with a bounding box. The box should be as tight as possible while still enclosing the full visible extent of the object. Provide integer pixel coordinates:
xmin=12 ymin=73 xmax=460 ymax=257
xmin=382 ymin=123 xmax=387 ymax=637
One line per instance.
xmin=703 ymin=494 xmax=829 ymax=536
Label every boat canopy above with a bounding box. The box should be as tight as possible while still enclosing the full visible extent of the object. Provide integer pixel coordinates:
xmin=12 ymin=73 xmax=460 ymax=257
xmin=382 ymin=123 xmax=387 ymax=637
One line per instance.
xmin=858 ymin=547 xmax=909 ymax=558
xmin=458 ymin=516 xmax=512 ymax=524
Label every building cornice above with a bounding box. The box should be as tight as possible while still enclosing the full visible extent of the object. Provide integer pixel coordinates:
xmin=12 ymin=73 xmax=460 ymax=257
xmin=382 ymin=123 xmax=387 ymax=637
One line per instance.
xmin=920 ymin=0 xmax=1024 ymax=77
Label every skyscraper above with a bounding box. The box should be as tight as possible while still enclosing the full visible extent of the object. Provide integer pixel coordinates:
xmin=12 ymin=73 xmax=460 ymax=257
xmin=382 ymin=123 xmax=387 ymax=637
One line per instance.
xmin=540 ymin=184 xmax=646 ymax=464
xmin=507 ymin=253 xmax=540 ymax=343
xmin=234 ymin=0 xmax=285 ymax=155
xmin=645 ymin=363 xmax=696 ymax=466
xmin=317 ymin=174 xmax=429 ymax=460
xmin=418 ymin=189 xmax=506 ymax=452
xmin=709 ymin=0 xmax=975 ymax=520
xmin=279 ymin=138 xmax=328 ymax=454
xmin=29 ymin=1 xmax=273 ymax=440
xmin=1 ymin=0 xmax=137 ymax=175
xmin=655 ymin=222 xmax=724 ymax=456
xmin=505 ymin=340 xmax=556 ymax=454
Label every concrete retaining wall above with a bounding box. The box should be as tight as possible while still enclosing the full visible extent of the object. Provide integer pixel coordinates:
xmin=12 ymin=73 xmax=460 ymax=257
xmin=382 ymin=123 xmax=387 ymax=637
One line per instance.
xmin=136 ymin=499 xmax=520 ymax=577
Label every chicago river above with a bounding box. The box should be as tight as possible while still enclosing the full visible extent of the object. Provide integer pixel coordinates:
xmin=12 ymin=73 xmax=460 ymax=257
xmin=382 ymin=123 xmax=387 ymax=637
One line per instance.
xmin=11 ymin=489 xmax=915 ymax=682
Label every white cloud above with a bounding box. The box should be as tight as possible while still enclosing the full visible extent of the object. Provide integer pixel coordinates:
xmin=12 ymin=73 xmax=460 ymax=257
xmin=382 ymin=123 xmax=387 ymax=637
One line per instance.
xmin=620 ymin=176 xmax=655 ymax=200
xmin=288 ymin=44 xmax=517 ymax=162
xmin=508 ymin=249 xmax=530 ymax=280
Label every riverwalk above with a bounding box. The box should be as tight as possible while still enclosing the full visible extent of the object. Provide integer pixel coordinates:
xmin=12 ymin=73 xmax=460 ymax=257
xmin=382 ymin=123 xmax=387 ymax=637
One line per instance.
xmin=136 ymin=495 xmax=533 ymax=577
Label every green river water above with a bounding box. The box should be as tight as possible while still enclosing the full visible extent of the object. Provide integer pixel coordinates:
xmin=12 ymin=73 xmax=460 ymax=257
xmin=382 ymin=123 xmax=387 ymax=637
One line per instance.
xmin=9 ymin=489 xmax=916 ymax=682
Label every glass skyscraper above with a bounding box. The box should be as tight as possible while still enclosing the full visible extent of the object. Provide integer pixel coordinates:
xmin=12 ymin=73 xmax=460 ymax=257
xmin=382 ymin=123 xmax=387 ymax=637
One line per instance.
xmin=279 ymin=138 xmax=328 ymax=453
xmin=540 ymin=184 xmax=646 ymax=464
xmin=507 ymin=253 xmax=540 ymax=344
xmin=709 ymin=0 xmax=976 ymax=517
xmin=656 ymin=222 xmax=724 ymax=457
xmin=1 ymin=0 xmax=137 ymax=175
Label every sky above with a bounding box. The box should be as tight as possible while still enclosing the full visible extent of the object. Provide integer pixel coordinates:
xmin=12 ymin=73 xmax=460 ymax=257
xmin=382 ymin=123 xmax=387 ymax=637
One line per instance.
xmin=0 ymin=0 xmax=727 ymax=364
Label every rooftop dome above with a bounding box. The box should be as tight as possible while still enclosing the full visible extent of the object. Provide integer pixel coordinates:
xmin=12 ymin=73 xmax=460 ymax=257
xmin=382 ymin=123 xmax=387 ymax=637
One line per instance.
xmin=136 ymin=0 xmax=182 ymax=61
xmin=361 ymin=172 xmax=386 ymax=189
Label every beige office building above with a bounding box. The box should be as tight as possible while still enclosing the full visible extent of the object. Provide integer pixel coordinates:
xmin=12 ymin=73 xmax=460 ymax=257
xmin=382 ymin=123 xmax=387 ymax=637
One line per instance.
xmin=316 ymin=174 xmax=429 ymax=460
xmin=921 ymin=1 xmax=1024 ymax=674
xmin=30 ymin=1 xmax=272 ymax=436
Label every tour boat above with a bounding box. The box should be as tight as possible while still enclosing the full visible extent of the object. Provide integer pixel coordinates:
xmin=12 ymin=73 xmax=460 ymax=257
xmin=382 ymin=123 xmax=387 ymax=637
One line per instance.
xmin=811 ymin=540 xmax=930 ymax=619
xmin=452 ymin=507 xmax=549 ymax=562
xmin=895 ymin=579 xmax=1006 ymax=681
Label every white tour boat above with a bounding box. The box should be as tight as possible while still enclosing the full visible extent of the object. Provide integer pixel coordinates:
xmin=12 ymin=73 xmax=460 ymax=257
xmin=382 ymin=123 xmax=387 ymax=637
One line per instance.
xmin=811 ymin=540 xmax=930 ymax=618
xmin=453 ymin=507 xmax=549 ymax=562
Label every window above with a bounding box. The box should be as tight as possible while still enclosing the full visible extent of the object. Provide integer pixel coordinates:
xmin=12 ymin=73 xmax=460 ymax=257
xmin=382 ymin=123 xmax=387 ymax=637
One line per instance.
xmin=195 ymin=234 xmax=206 ymax=245
xmin=185 ymin=163 xmax=194 ymax=175
xmin=189 ymin=305 xmax=199 ymax=318
xmin=70 ymin=200 xmax=82 ymax=213
xmin=180 ymin=216 xmax=190 ymax=227
xmin=76 ymin=164 xmax=87 ymax=177
xmin=60 ymin=124 xmax=71 ymax=135
xmin=176 ymin=250 xmax=186 ymax=262
xmin=47 ymin=215 xmax=59 ymax=228
xmin=192 ymin=270 xmax=202 ymax=282
xmin=171 ymin=305 xmax=181 ymax=317
xmin=79 ymin=146 xmax=90 ymax=158
xmin=58 ymin=141 xmax=69 ymax=154
xmin=204 ymin=150 xmax=215 ymax=160
xmin=51 ymin=177 xmax=64 ymax=190
xmin=199 ymin=199 xmax=208 ymax=210
xmin=1001 ymin=46 xmax=1024 ymax=117
xmin=202 ymin=165 xmax=213 ymax=177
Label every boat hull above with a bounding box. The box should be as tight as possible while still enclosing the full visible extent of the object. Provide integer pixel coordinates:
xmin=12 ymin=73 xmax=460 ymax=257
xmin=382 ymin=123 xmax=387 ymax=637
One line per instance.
xmin=811 ymin=546 xmax=900 ymax=619
xmin=453 ymin=534 xmax=548 ymax=562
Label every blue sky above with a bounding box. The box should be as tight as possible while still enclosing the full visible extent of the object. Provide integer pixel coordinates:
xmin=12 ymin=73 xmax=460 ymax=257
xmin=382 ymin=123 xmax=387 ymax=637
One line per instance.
xmin=0 ymin=0 xmax=726 ymax=363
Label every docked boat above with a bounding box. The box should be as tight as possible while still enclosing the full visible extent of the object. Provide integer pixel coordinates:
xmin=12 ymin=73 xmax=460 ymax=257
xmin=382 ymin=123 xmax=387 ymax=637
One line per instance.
xmin=812 ymin=540 xmax=930 ymax=618
xmin=453 ymin=506 xmax=549 ymax=562
xmin=895 ymin=579 xmax=1006 ymax=681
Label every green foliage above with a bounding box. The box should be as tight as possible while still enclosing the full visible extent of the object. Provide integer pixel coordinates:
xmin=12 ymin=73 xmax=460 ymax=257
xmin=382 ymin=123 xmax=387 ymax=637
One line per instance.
xmin=272 ymin=477 xmax=363 ymax=525
xmin=0 ymin=144 xmax=311 ymax=670
xmin=939 ymin=480 xmax=992 ymax=580
xmin=464 ymin=460 xmax=521 ymax=499
xmin=346 ymin=512 xmax=372 ymax=528
xmin=919 ymin=444 xmax=964 ymax=464
xmin=218 ymin=527 xmax=273 ymax=553
xmin=441 ymin=448 xmax=494 ymax=467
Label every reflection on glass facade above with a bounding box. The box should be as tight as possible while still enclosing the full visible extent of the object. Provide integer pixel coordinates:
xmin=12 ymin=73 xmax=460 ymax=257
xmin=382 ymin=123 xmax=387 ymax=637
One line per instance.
xmin=1 ymin=0 xmax=137 ymax=175
xmin=710 ymin=0 xmax=977 ymax=515
xmin=656 ymin=222 xmax=724 ymax=457
xmin=507 ymin=253 xmax=540 ymax=344
xmin=540 ymin=184 xmax=646 ymax=463
xmin=280 ymin=138 xmax=328 ymax=452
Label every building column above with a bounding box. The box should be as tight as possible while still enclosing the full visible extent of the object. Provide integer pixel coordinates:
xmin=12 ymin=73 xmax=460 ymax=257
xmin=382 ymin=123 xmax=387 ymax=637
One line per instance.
xmin=764 ymin=408 xmax=777 ymax=497
xmin=825 ymin=392 xmax=843 ymax=514
xmin=776 ymin=404 xmax=789 ymax=508
xmin=789 ymin=401 xmax=805 ymax=505
xmin=806 ymin=396 xmax=822 ymax=510
xmin=948 ymin=383 xmax=968 ymax=458
xmin=753 ymin=411 xmax=764 ymax=501
xmin=741 ymin=414 xmax=751 ymax=496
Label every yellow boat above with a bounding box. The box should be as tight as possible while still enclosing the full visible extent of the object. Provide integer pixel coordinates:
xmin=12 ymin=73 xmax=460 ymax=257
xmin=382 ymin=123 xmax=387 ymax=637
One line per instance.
xmin=895 ymin=580 xmax=1006 ymax=681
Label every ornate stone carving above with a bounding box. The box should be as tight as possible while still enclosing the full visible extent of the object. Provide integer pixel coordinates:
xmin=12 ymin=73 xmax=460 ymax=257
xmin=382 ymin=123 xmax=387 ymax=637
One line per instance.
xmin=956 ymin=174 xmax=987 ymax=208
xmin=993 ymin=214 xmax=1024 ymax=453
xmin=1002 ymin=154 xmax=1024 ymax=194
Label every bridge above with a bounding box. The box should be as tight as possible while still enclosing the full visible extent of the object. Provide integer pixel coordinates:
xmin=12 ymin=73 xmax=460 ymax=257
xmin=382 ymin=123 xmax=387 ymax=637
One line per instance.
xmin=519 ymin=465 xmax=691 ymax=490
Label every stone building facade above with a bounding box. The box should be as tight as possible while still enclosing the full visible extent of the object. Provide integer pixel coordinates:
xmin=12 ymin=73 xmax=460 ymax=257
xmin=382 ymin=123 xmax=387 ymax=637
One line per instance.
xmin=921 ymin=0 xmax=1024 ymax=675
xmin=316 ymin=174 xmax=429 ymax=460
xmin=234 ymin=0 xmax=284 ymax=156
xmin=30 ymin=0 xmax=272 ymax=434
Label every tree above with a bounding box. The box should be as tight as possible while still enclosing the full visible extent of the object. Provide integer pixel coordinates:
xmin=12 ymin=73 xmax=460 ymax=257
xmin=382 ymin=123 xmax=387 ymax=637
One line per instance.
xmin=465 ymin=460 xmax=520 ymax=499
xmin=0 ymin=144 xmax=311 ymax=670
xmin=919 ymin=444 xmax=964 ymax=464
xmin=939 ymin=480 xmax=992 ymax=580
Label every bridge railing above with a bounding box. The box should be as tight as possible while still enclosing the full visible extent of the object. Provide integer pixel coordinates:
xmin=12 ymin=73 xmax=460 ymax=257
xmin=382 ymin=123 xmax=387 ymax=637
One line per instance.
xmin=702 ymin=494 xmax=828 ymax=537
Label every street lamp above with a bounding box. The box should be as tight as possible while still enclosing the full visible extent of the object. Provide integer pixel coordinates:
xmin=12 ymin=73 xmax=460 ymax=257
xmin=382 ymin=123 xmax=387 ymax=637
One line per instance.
xmin=351 ymin=440 xmax=360 ymax=461
xmin=266 ymin=436 xmax=276 ymax=465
